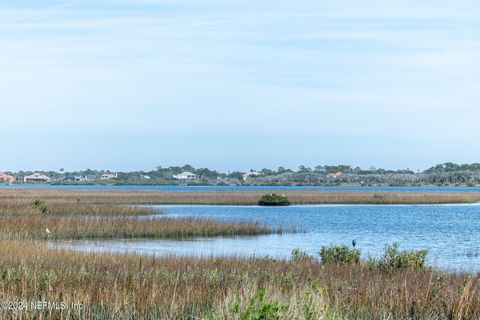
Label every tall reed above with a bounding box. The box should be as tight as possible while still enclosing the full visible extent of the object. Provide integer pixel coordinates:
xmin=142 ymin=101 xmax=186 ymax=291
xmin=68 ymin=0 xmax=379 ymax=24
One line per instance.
xmin=0 ymin=188 xmax=479 ymax=205
xmin=0 ymin=202 xmax=157 ymax=216
xmin=0 ymin=241 xmax=478 ymax=319
xmin=0 ymin=216 xmax=278 ymax=240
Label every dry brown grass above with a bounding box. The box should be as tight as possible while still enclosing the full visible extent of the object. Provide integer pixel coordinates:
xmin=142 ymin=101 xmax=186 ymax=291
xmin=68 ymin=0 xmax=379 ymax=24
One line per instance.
xmin=0 ymin=201 xmax=157 ymax=216
xmin=0 ymin=216 xmax=277 ymax=240
xmin=1 ymin=188 xmax=480 ymax=205
xmin=0 ymin=189 xmax=478 ymax=319
xmin=0 ymin=190 xmax=282 ymax=240
xmin=0 ymin=241 xmax=478 ymax=319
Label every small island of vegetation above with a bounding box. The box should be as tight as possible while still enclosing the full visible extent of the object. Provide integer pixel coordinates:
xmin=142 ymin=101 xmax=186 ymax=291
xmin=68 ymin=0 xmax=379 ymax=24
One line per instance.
xmin=258 ymin=193 xmax=290 ymax=206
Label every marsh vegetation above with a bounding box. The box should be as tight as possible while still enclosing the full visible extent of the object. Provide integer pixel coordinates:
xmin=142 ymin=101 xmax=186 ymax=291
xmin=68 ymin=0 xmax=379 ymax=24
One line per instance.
xmin=1 ymin=188 xmax=480 ymax=205
xmin=0 ymin=216 xmax=279 ymax=240
xmin=0 ymin=189 xmax=479 ymax=319
xmin=258 ymin=193 xmax=290 ymax=206
xmin=0 ymin=191 xmax=282 ymax=240
xmin=0 ymin=242 xmax=478 ymax=319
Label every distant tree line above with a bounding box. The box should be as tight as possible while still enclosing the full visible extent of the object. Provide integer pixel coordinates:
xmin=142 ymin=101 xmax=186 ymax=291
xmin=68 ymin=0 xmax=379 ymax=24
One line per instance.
xmin=424 ymin=162 xmax=480 ymax=173
xmin=3 ymin=162 xmax=480 ymax=186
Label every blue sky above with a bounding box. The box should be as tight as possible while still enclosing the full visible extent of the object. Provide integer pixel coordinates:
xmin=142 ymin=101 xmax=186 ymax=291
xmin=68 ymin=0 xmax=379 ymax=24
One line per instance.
xmin=1 ymin=0 xmax=480 ymax=172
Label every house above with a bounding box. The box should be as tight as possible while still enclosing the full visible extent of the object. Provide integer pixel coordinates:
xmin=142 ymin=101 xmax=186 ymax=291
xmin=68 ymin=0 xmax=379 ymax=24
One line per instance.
xmin=327 ymin=171 xmax=343 ymax=179
xmin=24 ymin=173 xmax=51 ymax=183
xmin=0 ymin=173 xmax=15 ymax=182
xmin=173 ymin=172 xmax=197 ymax=180
xmin=101 ymin=173 xmax=118 ymax=180
xmin=242 ymin=171 xmax=261 ymax=181
xmin=63 ymin=175 xmax=88 ymax=182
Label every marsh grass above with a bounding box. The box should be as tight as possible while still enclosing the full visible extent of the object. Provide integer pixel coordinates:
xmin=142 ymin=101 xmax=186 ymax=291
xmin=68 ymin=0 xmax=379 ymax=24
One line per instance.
xmin=0 ymin=190 xmax=286 ymax=242
xmin=0 ymin=216 xmax=278 ymax=240
xmin=0 ymin=201 xmax=157 ymax=217
xmin=0 ymin=189 xmax=478 ymax=319
xmin=0 ymin=188 xmax=479 ymax=205
xmin=0 ymin=241 xmax=478 ymax=319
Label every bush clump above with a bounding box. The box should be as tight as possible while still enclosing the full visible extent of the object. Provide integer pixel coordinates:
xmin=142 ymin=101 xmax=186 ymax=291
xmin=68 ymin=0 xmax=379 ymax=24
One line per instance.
xmin=319 ymin=245 xmax=360 ymax=265
xmin=291 ymin=249 xmax=314 ymax=262
xmin=230 ymin=288 xmax=288 ymax=320
xmin=32 ymin=199 xmax=48 ymax=214
xmin=372 ymin=243 xmax=428 ymax=271
xmin=258 ymin=193 xmax=290 ymax=206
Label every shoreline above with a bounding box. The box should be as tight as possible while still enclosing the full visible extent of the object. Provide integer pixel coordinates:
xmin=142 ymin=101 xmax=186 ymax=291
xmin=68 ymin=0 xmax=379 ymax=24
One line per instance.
xmin=3 ymin=182 xmax=480 ymax=188
xmin=1 ymin=240 xmax=478 ymax=319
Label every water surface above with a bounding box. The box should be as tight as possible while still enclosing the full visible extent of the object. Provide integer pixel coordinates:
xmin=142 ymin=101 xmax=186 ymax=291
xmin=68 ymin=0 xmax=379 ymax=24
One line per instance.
xmin=54 ymin=204 xmax=480 ymax=272
xmin=3 ymin=184 xmax=480 ymax=192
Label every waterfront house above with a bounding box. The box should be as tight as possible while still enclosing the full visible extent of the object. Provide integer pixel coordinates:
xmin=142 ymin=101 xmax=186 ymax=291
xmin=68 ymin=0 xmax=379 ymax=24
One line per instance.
xmin=24 ymin=173 xmax=51 ymax=183
xmin=63 ymin=175 xmax=88 ymax=182
xmin=327 ymin=171 xmax=343 ymax=178
xmin=173 ymin=172 xmax=197 ymax=180
xmin=242 ymin=171 xmax=261 ymax=181
xmin=0 ymin=173 xmax=15 ymax=182
xmin=101 ymin=173 xmax=118 ymax=180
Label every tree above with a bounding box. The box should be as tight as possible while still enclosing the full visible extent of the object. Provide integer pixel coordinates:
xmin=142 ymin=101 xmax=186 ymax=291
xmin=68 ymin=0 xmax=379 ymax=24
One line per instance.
xmin=228 ymin=171 xmax=244 ymax=179
xmin=314 ymin=165 xmax=325 ymax=173
xmin=260 ymin=168 xmax=274 ymax=176
xmin=277 ymin=167 xmax=287 ymax=174
xmin=181 ymin=164 xmax=195 ymax=172
xmin=298 ymin=165 xmax=312 ymax=173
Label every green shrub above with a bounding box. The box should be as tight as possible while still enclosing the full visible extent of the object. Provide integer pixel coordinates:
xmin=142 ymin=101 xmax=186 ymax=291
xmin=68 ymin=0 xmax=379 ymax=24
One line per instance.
xmin=258 ymin=194 xmax=290 ymax=206
xmin=32 ymin=199 xmax=48 ymax=214
xmin=373 ymin=243 xmax=428 ymax=270
xmin=231 ymin=288 xmax=288 ymax=320
xmin=319 ymin=245 xmax=360 ymax=265
xmin=260 ymin=256 xmax=277 ymax=263
xmin=291 ymin=249 xmax=314 ymax=262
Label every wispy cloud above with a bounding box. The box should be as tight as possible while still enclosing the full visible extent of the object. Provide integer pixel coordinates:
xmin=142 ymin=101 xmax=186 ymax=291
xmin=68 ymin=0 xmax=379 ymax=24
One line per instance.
xmin=0 ymin=0 xmax=479 ymax=169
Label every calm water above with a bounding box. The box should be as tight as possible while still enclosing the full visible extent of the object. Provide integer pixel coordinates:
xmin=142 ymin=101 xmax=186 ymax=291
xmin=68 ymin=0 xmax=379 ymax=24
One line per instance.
xmin=54 ymin=204 xmax=480 ymax=272
xmin=3 ymin=184 xmax=480 ymax=192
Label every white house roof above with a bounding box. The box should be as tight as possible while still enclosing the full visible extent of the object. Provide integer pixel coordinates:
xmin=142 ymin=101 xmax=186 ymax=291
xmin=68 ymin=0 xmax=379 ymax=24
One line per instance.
xmin=177 ymin=172 xmax=195 ymax=176
xmin=173 ymin=172 xmax=197 ymax=179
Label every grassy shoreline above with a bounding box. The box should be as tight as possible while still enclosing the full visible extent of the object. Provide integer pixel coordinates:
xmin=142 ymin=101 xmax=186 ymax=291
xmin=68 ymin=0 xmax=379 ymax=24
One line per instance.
xmin=0 ymin=217 xmax=282 ymax=240
xmin=0 ymin=189 xmax=478 ymax=319
xmin=1 ymin=188 xmax=480 ymax=205
xmin=0 ymin=241 xmax=478 ymax=319
xmin=0 ymin=191 xmax=285 ymax=240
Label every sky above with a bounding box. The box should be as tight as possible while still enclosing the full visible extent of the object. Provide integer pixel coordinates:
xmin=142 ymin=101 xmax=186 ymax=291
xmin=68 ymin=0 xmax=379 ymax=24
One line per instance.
xmin=1 ymin=0 xmax=480 ymax=172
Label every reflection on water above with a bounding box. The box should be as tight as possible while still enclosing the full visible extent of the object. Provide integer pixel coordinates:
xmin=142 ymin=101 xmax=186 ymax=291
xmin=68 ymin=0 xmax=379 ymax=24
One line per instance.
xmin=51 ymin=204 xmax=480 ymax=272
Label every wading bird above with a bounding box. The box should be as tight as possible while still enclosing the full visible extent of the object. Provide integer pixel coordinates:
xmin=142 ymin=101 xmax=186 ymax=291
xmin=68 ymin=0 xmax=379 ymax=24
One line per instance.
xmin=352 ymin=239 xmax=357 ymax=248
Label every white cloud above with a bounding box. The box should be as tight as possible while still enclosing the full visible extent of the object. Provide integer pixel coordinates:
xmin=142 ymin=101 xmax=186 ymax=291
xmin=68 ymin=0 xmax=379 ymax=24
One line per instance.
xmin=0 ymin=0 xmax=480 ymax=169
